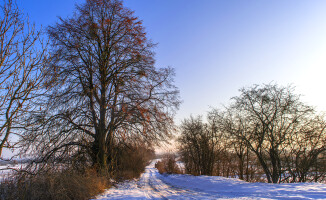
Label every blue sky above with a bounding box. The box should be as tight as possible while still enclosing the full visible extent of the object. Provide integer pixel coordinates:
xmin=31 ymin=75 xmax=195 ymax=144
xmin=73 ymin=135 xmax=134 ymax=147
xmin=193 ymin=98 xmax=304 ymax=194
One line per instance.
xmin=17 ymin=0 xmax=326 ymax=124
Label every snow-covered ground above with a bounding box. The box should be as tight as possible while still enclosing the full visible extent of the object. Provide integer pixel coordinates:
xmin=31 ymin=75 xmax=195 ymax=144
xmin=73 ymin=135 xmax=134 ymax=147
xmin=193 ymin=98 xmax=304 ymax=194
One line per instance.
xmin=93 ymin=161 xmax=326 ymax=200
xmin=0 ymin=163 xmax=16 ymax=181
xmin=0 ymin=159 xmax=28 ymax=181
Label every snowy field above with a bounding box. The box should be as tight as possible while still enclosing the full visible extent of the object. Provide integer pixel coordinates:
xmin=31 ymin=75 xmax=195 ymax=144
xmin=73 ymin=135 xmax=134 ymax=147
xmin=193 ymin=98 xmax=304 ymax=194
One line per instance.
xmin=0 ymin=159 xmax=28 ymax=182
xmin=93 ymin=161 xmax=326 ymax=200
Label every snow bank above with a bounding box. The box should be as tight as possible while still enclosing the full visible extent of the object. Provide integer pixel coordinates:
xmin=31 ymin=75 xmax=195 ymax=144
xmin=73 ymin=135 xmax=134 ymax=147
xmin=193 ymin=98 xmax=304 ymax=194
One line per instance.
xmin=159 ymin=172 xmax=326 ymax=199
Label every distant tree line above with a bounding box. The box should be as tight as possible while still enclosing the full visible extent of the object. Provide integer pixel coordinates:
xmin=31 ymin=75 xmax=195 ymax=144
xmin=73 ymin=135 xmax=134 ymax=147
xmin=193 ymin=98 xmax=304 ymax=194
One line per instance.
xmin=179 ymin=84 xmax=326 ymax=183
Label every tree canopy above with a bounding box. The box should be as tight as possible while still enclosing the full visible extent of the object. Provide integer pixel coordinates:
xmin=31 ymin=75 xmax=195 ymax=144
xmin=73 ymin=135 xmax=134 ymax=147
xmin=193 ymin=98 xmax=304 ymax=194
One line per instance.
xmin=22 ymin=0 xmax=180 ymax=174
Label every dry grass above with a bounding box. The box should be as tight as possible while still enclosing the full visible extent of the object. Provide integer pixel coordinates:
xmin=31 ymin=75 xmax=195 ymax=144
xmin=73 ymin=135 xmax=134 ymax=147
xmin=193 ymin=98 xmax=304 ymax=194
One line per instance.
xmin=0 ymin=144 xmax=155 ymax=199
xmin=0 ymin=168 xmax=110 ymax=200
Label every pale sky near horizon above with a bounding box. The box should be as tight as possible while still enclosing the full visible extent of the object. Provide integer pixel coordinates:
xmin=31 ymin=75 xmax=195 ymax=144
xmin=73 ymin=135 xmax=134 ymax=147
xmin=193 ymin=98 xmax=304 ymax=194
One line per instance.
xmin=8 ymin=0 xmax=326 ymax=154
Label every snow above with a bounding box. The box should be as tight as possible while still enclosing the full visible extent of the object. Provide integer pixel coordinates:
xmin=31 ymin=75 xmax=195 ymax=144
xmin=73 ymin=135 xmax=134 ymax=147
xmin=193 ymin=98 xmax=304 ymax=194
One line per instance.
xmin=0 ymin=164 xmax=17 ymax=181
xmin=0 ymin=160 xmax=28 ymax=182
xmin=93 ymin=160 xmax=326 ymax=200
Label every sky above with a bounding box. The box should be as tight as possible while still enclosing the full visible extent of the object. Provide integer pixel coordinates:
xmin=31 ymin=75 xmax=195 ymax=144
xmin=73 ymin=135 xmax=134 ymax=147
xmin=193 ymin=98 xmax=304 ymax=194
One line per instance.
xmin=15 ymin=0 xmax=326 ymax=123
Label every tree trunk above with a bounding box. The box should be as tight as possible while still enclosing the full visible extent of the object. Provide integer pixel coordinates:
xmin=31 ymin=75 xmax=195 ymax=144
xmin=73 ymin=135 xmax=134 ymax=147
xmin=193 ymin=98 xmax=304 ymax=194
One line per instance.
xmin=92 ymin=129 xmax=109 ymax=175
xmin=270 ymin=148 xmax=280 ymax=183
xmin=98 ymin=136 xmax=108 ymax=174
xmin=256 ymin=151 xmax=273 ymax=183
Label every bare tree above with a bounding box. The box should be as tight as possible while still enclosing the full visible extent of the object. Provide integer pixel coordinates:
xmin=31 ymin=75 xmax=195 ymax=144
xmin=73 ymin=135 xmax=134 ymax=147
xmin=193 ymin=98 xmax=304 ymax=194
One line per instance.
xmin=221 ymin=84 xmax=313 ymax=183
xmin=284 ymin=115 xmax=326 ymax=182
xmin=207 ymin=84 xmax=326 ymax=183
xmin=0 ymin=0 xmax=47 ymax=157
xmin=208 ymin=109 xmax=252 ymax=180
xmin=22 ymin=0 xmax=179 ymax=174
xmin=178 ymin=116 xmax=217 ymax=175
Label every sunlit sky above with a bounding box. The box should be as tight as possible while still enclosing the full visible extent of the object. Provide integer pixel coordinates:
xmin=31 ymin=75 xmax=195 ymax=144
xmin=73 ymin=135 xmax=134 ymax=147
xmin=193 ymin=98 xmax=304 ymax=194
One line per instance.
xmin=17 ymin=0 xmax=326 ymax=124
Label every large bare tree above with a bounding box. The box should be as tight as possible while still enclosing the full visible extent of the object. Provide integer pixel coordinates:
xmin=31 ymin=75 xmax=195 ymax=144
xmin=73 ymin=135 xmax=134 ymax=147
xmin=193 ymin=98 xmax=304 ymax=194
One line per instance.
xmin=0 ymin=0 xmax=47 ymax=157
xmin=23 ymin=0 xmax=179 ymax=173
xmin=220 ymin=84 xmax=316 ymax=183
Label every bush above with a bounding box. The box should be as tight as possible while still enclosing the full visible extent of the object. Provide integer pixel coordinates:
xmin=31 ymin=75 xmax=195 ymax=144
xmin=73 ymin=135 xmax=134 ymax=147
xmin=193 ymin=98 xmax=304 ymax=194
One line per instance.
xmin=113 ymin=143 xmax=155 ymax=180
xmin=0 ymin=168 xmax=110 ymax=200
xmin=155 ymin=154 xmax=183 ymax=174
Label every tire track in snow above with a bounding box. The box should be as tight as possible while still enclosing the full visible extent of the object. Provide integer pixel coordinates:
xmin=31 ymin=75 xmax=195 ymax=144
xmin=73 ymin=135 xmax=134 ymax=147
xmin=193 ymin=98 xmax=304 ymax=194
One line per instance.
xmin=145 ymin=166 xmax=221 ymax=199
xmin=95 ymin=161 xmax=228 ymax=199
xmin=136 ymin=166 xmax=168 ymax=199
xmin=146 ymin=167 xmax=196 ymax=199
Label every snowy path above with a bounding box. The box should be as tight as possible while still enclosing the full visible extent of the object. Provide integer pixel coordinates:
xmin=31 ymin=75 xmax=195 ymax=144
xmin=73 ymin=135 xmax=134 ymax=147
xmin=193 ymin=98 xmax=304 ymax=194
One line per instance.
xmin=93 ymin=161 xmax=326 ymax=200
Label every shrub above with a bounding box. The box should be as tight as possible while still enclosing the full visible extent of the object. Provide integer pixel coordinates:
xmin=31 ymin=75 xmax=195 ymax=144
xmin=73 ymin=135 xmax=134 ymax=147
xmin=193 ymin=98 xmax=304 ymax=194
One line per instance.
xmin=155 ymin=154 xmax=183 ymax=174
xmin=113 ymin=143 xmax=155 ymax=180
